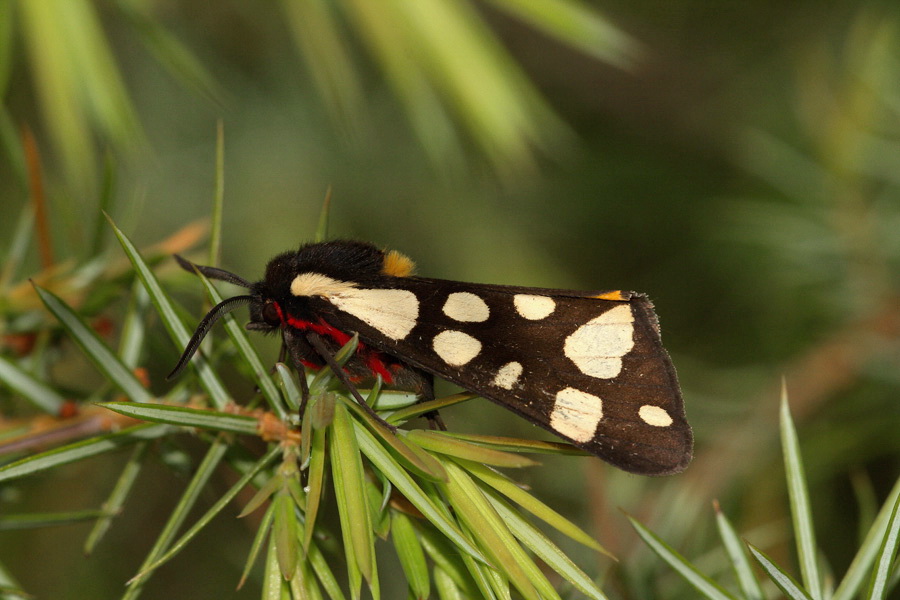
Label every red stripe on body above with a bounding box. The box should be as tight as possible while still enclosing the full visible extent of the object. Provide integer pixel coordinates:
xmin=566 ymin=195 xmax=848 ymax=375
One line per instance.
xmin=365 ymin=354 xmax=393 ymax=383
xmin=273 ymin=301 xmax=394 ymax=384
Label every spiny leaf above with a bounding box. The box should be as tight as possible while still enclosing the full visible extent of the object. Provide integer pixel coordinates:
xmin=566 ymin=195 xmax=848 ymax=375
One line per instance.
xmin=0 ymin=354 xmax=66 ymax=414
xmin=441 ymin=459 xmax=546 ymax=600
xmin=833 ymin=476 xmax=900 ymax=600
xmin=865 ymin=486 xmax=900 ymax=600
xmin=84 ymin=442 xmax=149 ymax=554
xmin=780 ymin=385 xmax=821 ymax=600
xmin=0 ymin=424 xmax=169 ymax=483
xmin=133 ymin=445 xmax=279 ymax=582
xmin=437 ymin=432 xmax=587 ymax=456
xmin=275 ymin=362 xmax=302 ymax=412
xmin=0 ymin=509 xmax=107 ymax=530
xmin=352 ymin=422 xmax=486 ymax=564
xmin=122 ymin=439 xmax=229 ymax=599
xmin=340 ymin=398 xmax=446 ymax=481
xmin=238 ymin=502 xmax=276 ymax=590
xmin=34 ymin=283 xmax=152 ymax=404
xmin=99 ymin=401 xmax=257 ymax=434
xmin=386 ymin=392 xmax=478 ymax=425
xmin=331 ymin=401 xmax=375 ymax=589
xmin=460 ymin=458 xmax=605 ymax=553
xmin=748 ymin=543 xmax=814 ymax=600
xmin=303 ymin=422 xmax=328 ymax=553
xmin=629 ymin=514 xmax=737 ymax=600
xmin=485 ymin=490 xmax=608 ymax=600
xmin=391 ymin=511 xmax=431 ymax=600
xmin=713 ymin=502 xmax=764 ymax=600
xmin=406 ymin=430 xmax=537 ymax=468
xmin=194 ymin=267 xmax=286 ymax=418
xmin=106 ymin=213 xmax=230 ymax=409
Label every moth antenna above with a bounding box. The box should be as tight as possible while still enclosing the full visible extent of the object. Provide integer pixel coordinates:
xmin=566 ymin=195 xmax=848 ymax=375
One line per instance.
xmin=166 ymin=295 xmax=254 ymax=380
xmin=173 ymin=254 xmax=252 ymax=288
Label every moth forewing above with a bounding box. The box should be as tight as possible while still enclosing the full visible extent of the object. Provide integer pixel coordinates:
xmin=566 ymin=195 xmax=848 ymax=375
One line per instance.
xmin=172 ymin=240 xmax=692 ymax=476
xmin=314 ymin=277 xmax=692 ymax=476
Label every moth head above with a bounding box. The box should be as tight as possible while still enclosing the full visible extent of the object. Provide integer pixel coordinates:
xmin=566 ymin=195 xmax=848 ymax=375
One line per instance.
xmin=167 ymin=241 xmax=409 ymax=379
xmin=167 ymin=255 xmax=260 ymax=380
xmin=247 ymin=250 xmax=321 ymax=330
xmin=246 ymin=295 xmax=282 ymax=333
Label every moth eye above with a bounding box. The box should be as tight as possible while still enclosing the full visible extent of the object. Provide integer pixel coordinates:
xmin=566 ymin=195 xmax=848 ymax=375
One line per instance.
xmin=262 ymin=302 xmax=280 ymax=326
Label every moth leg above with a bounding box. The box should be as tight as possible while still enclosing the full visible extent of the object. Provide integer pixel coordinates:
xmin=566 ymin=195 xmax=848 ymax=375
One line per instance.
xmin=422 ymin=410 xmax=447 ymax=431
xmin=417 ymin=371 xmax=446 ymax=431
xmin=426 ymin=411 xmax=446 ymax=431
xmin=250 ymin=341 xmax=293 ymax=406
xmin=305 ymin=331 xmax=398 ymax=433
xmin=390 ymin=364 xmax=444 ymax=430
xmin=282 ymin=330 xmax=312 ymax=418
xmin=296 ymin=364 xmax=311 ymax=418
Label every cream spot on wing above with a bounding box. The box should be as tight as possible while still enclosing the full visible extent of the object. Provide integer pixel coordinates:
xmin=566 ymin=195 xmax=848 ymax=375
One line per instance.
xmin=328 ymin=288 xmax=419 ymax=340
xmin=492 ymin=361 xmax=523 ymax=390
xmin=551 ymin=388 xmax=603 ymax=443
xmin=639 ymin=405 xmax=673 ymax=427
xmin=564 ymin=305 xmax=634 ymax=379
xmin=513 ymin=295 xmax=556 ymax=320
xmin=291 ymin=273 xmax=357 ymax=297
xmin=432 ymin=330 xmax=481 ymax=366
xmin=443 ymin=292 xmax=490 ymax=322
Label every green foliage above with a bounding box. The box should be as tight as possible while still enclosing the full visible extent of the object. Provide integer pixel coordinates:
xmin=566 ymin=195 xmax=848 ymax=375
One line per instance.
xmin=2 ymin=2 xmax=900 ymax=599
xmin=4 ymin=0 xmax=634 ymax=192
xmin=629 ymin=391 xmax=900 ymax=600
xmin=0 ymin=216 xmax=610 ymax=598
xmin=5 ymin=206 xmax=895 ymax=599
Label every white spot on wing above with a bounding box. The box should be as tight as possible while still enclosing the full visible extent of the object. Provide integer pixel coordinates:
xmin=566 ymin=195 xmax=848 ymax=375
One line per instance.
xmin=551 ymin=387 xmax=603 ymax=443
xmin=443 ymin=292 xmax=490 ymax=322
xmin=328 ymin=288 xmax=419 ymax=340
xmin=564 ymin=305 xmax=634 ymax=379
xmin=492 ymin=361 xmax=523 ymax=390
xmin=291 ymin=273 xmax=357 ymax=297
xmin=513 ymin=295 xmax=556 ymax=320
xmin=432 ymin=330 xmax=481 ymax=366
xmin=639 ymin=405 xmax=673 ymax=427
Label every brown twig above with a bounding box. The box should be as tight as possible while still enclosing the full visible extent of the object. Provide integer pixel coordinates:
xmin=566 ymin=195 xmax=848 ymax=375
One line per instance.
xmin=22 ymin=126 xmax=53 ymax=270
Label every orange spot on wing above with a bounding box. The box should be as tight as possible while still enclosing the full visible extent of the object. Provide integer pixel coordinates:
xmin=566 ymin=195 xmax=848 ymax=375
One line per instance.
xmin=594 ymin=290 xmax=625 ymax=301
xmin=382 ymin=250 xmax=416 ymax=277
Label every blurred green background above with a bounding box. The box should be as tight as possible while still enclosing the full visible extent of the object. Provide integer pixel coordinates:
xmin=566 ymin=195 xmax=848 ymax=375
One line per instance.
xmin=1 ymin=1 xmax=899 ymax=598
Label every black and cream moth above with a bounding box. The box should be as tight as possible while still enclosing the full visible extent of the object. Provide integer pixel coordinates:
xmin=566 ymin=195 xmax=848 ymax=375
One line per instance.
xmin=170 ymin=240 xmax=692 ymax=476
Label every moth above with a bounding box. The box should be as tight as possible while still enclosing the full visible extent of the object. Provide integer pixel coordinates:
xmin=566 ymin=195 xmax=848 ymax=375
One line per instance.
xmin=170 ymin=240 xmax=692 ymax=475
